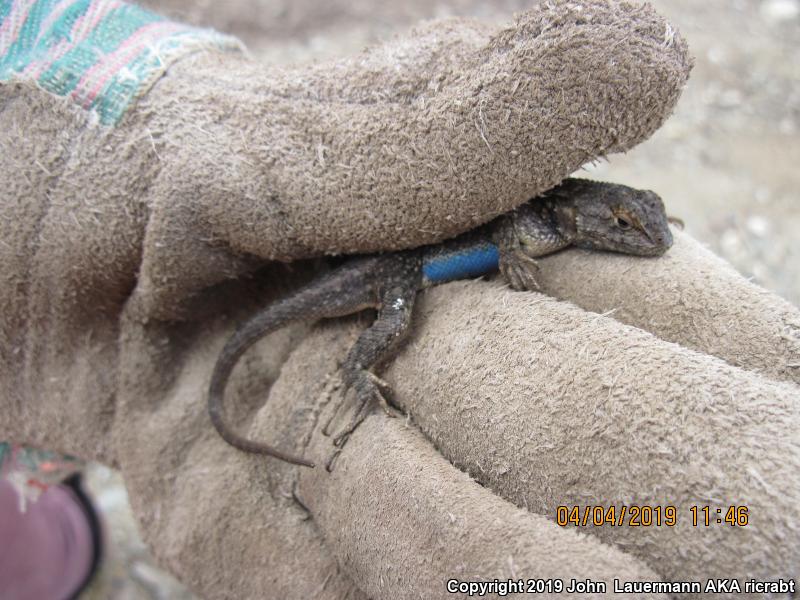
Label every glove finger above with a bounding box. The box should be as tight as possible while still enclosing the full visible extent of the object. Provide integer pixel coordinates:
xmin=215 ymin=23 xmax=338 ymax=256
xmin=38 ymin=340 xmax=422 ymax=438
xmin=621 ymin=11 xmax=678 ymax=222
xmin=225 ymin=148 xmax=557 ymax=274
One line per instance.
xmin=260 ymin=324 xmax=667 ymax=599
xmin=382 ymin=281 xmax=800 ymax=584
xmin=135 ymin=1 xmax=691 ymax=304
xmin=301 ymin=415 xmax=667 ymax=600
xmin=139 ymin=0 xmax=520 ymax=44
xmin=536 ymin=229 xmax=800 ymax=385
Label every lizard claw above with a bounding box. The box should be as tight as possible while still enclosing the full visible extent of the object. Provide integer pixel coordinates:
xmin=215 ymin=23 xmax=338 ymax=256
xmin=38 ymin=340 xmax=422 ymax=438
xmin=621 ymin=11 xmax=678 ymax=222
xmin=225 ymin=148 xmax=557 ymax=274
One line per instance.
xmin=325 ymin=447 xmax=342 ymax=472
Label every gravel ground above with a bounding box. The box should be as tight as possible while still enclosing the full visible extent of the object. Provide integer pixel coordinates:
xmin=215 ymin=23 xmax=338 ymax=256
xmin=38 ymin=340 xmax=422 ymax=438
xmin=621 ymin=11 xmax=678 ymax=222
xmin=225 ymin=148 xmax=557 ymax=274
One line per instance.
xmin=80 ymin=1 xmax=799 ymax=597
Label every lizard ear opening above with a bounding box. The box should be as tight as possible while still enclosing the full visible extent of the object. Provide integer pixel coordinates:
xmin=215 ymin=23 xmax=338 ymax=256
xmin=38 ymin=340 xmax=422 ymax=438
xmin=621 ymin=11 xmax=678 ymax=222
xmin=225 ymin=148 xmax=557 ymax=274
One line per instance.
xmin=553 ymin=204 xmax=578 ymax=235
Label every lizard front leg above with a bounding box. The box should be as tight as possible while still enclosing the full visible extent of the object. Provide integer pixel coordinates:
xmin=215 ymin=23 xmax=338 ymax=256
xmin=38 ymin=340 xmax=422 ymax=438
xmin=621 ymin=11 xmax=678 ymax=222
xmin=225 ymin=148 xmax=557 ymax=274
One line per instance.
xmin=499 ymin=248 xmax=542 ymax=291
xmin=325 ymin=254 xmax=421 ymax=465
xmin=495 ymin=207 xmax=574 ymax=291
xmin=494 ymin=215 xmax=543 ymax=291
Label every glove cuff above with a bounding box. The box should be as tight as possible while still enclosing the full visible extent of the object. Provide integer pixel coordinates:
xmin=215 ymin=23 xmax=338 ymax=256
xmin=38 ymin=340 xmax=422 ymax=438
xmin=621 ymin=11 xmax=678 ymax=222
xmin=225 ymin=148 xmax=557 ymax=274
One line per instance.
xmin=0 ymin=0 xmax=242 ymax=124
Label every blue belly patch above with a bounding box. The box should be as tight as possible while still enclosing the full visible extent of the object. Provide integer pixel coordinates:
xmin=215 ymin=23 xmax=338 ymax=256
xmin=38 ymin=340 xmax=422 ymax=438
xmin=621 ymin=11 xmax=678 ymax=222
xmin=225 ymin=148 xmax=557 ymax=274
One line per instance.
xmin=422 ymin=243 xmax=500 ymax=284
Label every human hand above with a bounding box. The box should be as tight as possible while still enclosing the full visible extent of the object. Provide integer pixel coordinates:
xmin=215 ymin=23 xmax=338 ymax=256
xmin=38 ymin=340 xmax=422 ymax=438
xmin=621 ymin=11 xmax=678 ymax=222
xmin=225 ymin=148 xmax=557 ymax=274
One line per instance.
xmin=7 ymin=1 xmax=768 ymax=597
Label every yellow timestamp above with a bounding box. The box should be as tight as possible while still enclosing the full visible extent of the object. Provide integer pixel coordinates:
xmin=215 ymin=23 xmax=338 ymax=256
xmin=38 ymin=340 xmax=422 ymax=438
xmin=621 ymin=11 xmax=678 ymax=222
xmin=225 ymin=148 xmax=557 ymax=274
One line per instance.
xmin=556 ymin=505 xmax=749 ymax=527
xmin=690 ymin=505 xmax=749 ymax=527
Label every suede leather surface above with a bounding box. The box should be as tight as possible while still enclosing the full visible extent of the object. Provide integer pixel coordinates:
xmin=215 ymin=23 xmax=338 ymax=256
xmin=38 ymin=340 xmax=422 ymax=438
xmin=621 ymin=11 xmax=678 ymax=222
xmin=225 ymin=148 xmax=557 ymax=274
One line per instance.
xmin=5 ymin=2 xmax=797 ymax=599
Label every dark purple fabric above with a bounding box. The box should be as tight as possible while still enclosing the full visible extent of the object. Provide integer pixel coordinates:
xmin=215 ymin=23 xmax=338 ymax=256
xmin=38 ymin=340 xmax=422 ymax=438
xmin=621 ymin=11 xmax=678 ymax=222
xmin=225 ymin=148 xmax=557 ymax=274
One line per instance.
xmin=0 ymin=479 xmax=95 ymax=600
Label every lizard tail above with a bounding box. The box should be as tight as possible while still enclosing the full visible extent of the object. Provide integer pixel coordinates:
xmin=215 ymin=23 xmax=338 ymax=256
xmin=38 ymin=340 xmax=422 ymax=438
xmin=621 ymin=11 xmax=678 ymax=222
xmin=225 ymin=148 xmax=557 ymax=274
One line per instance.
xmin=207 ymin=258 xmax=381 ymax=468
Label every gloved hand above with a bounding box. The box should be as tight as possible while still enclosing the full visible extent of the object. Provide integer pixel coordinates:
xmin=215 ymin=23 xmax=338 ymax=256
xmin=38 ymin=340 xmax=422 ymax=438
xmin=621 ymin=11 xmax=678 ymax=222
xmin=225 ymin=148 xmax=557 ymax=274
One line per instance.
xmin=5 ymin=0 xmax=798 ymax=598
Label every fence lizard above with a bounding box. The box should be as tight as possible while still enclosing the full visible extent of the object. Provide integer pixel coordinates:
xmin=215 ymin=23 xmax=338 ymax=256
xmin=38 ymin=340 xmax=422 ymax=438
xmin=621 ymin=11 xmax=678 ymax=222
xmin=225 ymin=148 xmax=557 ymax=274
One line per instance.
xmin=208 ymin=178 xmax=673 ymax=468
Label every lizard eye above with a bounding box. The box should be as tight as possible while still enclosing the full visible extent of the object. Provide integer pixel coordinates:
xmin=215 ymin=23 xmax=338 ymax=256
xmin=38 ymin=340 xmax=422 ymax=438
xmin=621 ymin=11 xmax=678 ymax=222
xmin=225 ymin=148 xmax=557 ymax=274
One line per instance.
xmin=615 ymin=216 xmax=631 ymax=230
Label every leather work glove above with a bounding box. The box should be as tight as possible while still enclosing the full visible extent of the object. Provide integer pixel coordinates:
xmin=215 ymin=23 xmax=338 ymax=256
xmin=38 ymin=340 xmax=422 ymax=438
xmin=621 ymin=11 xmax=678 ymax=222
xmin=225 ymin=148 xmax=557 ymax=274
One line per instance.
xmin=2 ymin=0 xmax=798 ymax=598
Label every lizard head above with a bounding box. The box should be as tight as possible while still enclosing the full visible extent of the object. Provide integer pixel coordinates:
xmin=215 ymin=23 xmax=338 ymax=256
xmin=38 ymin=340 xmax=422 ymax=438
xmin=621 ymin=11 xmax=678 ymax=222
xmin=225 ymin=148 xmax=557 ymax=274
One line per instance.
xmin=544 ymin=178 xmax=673 ymax=257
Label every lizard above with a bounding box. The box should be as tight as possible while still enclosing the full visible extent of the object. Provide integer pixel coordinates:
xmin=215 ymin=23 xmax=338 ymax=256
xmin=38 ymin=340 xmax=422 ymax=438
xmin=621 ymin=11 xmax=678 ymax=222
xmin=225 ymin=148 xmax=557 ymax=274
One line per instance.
xmin=207 ymin=178 xmax=673 ymax=468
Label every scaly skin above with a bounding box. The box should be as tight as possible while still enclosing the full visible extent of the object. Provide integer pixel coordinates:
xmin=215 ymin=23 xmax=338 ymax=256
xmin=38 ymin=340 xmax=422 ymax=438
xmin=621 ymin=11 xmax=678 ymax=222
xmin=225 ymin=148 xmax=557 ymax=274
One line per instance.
xmin=208 ymin=179 xmax=673 ymax=468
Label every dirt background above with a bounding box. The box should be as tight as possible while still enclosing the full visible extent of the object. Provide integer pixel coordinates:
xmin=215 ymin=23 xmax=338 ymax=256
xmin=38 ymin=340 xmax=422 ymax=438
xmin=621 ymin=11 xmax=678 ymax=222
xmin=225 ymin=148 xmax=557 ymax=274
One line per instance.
xmin=81 ymin=0 xmax=799 ymax=597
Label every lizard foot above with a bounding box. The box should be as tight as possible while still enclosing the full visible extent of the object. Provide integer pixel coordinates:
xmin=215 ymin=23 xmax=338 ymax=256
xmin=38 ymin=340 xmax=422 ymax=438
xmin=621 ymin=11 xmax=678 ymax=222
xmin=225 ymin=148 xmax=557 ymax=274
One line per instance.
xmin=321 ymin=370 xmax=397 ymax=438
xmin=325 ymin=370 xmax=405 ymax=471
xmin=332 ymin=370 xmax=390 ymax=448
xmin=500 ymin=251 xmax=541 ymax=291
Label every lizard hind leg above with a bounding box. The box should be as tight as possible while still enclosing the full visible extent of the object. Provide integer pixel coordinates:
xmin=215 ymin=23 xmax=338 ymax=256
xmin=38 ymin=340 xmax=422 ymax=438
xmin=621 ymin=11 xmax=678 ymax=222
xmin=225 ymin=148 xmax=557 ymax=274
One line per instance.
xmin=207 ymin=256 xmax=384 ymax=468
xmin=326 ymin=257 xmax=421 ymax=463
